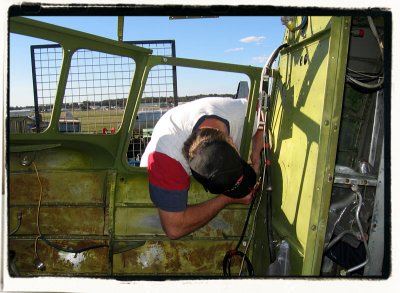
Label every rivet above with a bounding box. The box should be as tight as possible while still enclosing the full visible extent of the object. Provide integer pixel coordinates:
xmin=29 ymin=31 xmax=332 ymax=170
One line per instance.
xmin=311 ymin=225 xmax=317 ymax=231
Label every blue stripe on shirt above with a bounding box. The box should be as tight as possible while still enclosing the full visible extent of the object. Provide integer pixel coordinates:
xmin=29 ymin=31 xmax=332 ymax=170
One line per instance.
xmin=149 ymin=183 xmax=188 ymax=212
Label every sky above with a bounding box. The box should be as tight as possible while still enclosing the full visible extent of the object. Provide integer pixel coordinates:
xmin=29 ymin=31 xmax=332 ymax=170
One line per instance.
xmin=9 ymin=15 xmax=285 ymax=107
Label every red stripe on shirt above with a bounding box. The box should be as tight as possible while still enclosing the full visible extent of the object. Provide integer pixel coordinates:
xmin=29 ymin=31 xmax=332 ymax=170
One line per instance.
xmin=148 ymin=151 xmax=190 ymax=191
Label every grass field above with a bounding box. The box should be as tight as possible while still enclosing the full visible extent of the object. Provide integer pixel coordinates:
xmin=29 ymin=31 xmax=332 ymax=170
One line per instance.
xmin=42 ymin=109 xmax=126 ymax=133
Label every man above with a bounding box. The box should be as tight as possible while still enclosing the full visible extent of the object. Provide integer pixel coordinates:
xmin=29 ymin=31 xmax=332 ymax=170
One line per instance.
xmin=140 ymin=97 xmax=264 ymax=239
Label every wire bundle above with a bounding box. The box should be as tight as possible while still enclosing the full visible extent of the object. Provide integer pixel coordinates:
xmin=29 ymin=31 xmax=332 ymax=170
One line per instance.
xmin=346 ymin=16 xmax=384 ymax=91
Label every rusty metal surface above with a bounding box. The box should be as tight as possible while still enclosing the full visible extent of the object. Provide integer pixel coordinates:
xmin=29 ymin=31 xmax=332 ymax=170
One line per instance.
xmin=9 ymin=239 xmax=109 ymax=276
xmin=9 ymin=171 xmax=107 ymax=204
xmin=114 ymin=207 xmax=248 ymax=238
xmin=9 ymin=147 xmax=95 ymax=171
xmin=115 ymin=172 xmax=152 ymax=204
xmin=9 ymin=207 xmax=108 ymax=235
xmin=113 ymin=240 xmax=239 ymax=275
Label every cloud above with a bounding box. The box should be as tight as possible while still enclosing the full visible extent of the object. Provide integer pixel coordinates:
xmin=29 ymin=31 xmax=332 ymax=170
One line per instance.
xmin=240 ymin=36 xmax=266 ymax=44
xmin=252 ymin=55 xmax=268 ymax=64
xmin=224 ymin=47 xmax=244 ymax=53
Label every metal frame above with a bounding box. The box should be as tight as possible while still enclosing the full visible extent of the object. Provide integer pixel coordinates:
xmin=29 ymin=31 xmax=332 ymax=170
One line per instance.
xmin=8 ymin=16 xmax=263 ymax=277
xmin=266 ymin=16 xmax=351 ymax=275
xmin=30 ymin=40 xmax=178 ymax=136
xmin=11 ymin=16 xmax=261 ymax=170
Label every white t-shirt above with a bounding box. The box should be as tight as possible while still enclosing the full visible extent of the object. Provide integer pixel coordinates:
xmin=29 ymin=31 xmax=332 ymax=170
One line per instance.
xmin=140 ymin=97 xmax=259 ymax=212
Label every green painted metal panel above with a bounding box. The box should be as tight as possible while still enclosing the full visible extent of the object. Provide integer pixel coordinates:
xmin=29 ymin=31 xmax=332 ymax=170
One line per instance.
xmin=8 ymin=15 xmax=353 ymax=278
xmin=8 ymin=16 xmax=263 ymax=277
xmin=9 ymin=207 xmax=108 ymax=235
xmin=268 ymin=16 xmax=350 ymax=275
xmin=9 ymin=239 xmax=109 ymax=276
xmin=9 ymin=170 xmax=107 ymax=204
xmin=112 ymin=240 xmax=239 ymax=276
xmin=114 ymin=207 xmax=249 ymax=239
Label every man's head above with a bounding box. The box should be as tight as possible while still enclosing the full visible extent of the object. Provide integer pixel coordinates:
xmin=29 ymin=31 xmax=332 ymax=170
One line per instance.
xmin=182 ymin=128 xmax=256 ymax=198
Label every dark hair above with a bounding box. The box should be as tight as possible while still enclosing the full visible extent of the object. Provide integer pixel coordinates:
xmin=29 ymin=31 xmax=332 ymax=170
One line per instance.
xmin=182 ymin=128 xmax=229 ymax=162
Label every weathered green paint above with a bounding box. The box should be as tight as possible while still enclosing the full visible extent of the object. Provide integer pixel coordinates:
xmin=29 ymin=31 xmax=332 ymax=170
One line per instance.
xmin=8 ymin=16 xmax=352 ymax=277
xmin=112 ymin=240 xmax=239 ymax=276
xmin=267 ymin=16 xmax=350 ymax=275
xmin=9 ymin=239 xmax=109 ymax=276
xmin=9 ymin=207 xmax=108 ymax=235
xmin=8 ymin=16 xmax=263 ymax=277
xmin=10 ymin=171 xmax=107 ymax=204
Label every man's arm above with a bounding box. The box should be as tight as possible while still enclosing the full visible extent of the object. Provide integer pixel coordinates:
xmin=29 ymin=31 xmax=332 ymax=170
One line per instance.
xmin=250 ymin=129 xmax=264 ymax=173
xmin=158 ymin=192 xmax=254 ymax=240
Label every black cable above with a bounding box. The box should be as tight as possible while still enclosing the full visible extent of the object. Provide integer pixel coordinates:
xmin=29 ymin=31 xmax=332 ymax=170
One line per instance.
xmin=262 ymin=43 xmax=288 ymax=263
xmin=222 ymin=42 xmax=288 ymax=276
xmin=264 ymin=97 xmax=275 ymax=263
xmin=9 ymin=212 xmax=22 ymax=236
xmin=235 ymin=199 xmax=255 ymax=251
xmin=223 ymin=249 xmax=254 ymax=277
xmin=222 ymin=197 xmax=256 ymax=277
xmin=288 ymin=16 xmax=308 ymax=32
xmin=39 ymin=235 xmax=109 ymax=254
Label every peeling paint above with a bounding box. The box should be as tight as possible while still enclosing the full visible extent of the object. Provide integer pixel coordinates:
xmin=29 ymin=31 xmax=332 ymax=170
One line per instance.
xmin=136 ymin=243 xmax=165 ymax=269
xmin=58 ymin=251 xmax=87 ymax=269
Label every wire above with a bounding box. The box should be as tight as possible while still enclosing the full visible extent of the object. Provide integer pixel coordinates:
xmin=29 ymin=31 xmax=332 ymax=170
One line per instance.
xmin=238 ymin=176 xmax=265 ymax=276
xmin=236 ymin=43 xmax=287 ymax=276
xmin=39 ymin=236 xmax=108 ymax=254
xmin=32 ymin=162 xmax=43 ymax=259
xmin=222 ymin=190 xmax=257 ymax=277
xmin=292 ymin=16 xmax=308 ymax=32
xmin=344 ymin=186 xmax=370 ymax=275
xmin=237 ymin=106 xmax=272 ymax=275
xmin=367 ymin=16 xmax=384 ymax=57
xmin=324 ymin=229 xmax=360 ymax=252
xmin=223 ymin=43 xmax=288 ymax=277
xmin=32 ymin=161 xmax=109 ymax=257
xmin=346 ymin=75 xmax=384 ymax=91
xmin=9 ymin=213 xmax=22 ymax=236
xmin=347 ymin=67 xmax=382 ymax=79
xmin=346 ymin=16 xmax=384 ymax=91
xmin=223 ymin=104 xmax=270 ymax=277
xmin=223 ymin=249 xmax=254 ymax=277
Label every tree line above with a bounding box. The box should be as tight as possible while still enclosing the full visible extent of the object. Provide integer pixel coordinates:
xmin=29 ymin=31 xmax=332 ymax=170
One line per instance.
xmin=10 ymin=93 xmax=236 ymax=111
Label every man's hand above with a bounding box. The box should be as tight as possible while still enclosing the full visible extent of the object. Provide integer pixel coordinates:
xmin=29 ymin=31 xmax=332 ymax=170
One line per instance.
xmin=224 ymin=181 xmax=260 ymax=205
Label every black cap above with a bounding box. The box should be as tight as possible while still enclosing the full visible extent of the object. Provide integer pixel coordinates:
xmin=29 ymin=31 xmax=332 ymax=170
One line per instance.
xmin=189 ymin=140 xmax=257 ymax=198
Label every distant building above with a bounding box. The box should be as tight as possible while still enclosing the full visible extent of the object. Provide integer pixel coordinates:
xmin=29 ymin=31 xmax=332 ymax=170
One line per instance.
xmin=9 ymin=116 xmax=36 ymax=133
xmin=58 ymin=118 xmax=81 ymax=132
xmin=9 ymin=109 xmax=80 ymax=133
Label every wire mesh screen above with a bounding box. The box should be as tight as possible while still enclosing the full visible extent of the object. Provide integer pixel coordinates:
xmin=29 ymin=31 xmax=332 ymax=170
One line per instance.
xmin=31 ymin=45 xmax=135 ymax=133
xmin=126 ymin=41 xmax=177 ymax=165
xmin=30 ymin=44 xmax=63 ymax=132
xmin=63 ymin=49 xmax=135 ymax=133
xmin=31 ymin=40 xmax=177 ymax=163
